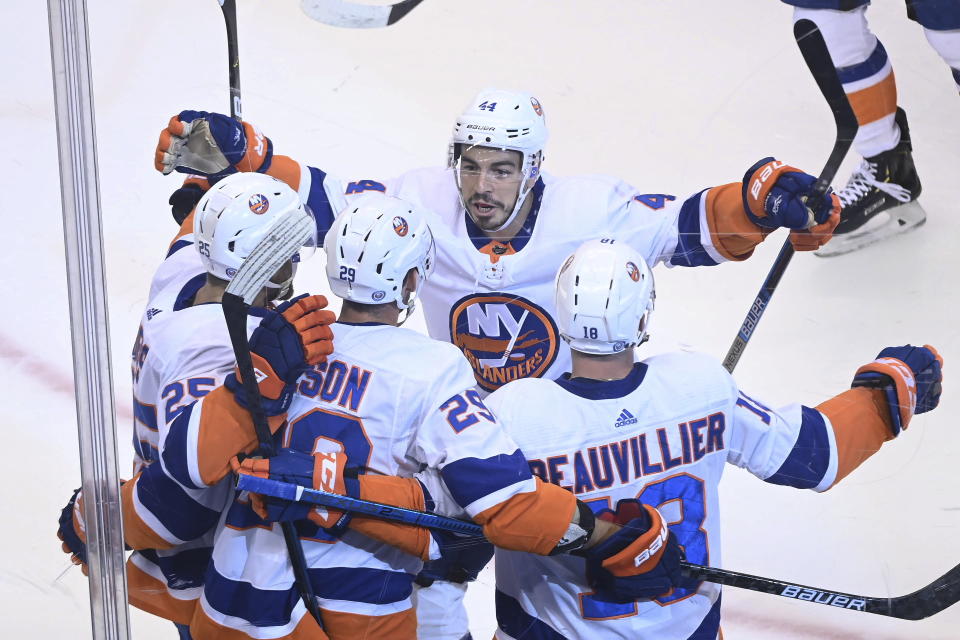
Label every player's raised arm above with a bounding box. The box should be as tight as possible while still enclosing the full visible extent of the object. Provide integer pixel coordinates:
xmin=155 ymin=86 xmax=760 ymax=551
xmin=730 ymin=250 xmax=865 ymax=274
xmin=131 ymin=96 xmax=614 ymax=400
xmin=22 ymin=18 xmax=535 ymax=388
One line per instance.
xmin=632 ymin=157 xmax=843 ymax=269
xmin=153 ymin=109 xmax=346 ymax=240
xmin=727 ymin=345 xmax=943 ymax=490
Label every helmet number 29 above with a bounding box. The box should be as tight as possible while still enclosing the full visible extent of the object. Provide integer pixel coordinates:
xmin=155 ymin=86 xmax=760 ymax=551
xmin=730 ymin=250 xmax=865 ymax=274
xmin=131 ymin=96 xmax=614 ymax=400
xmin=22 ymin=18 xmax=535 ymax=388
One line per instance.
xmin=339 ymin=266 xmax=356 ymax=282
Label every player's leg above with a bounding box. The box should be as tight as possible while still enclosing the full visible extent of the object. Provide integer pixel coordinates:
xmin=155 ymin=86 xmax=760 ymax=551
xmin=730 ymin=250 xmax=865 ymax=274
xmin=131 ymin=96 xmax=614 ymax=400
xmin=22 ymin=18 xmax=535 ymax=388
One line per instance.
xmin=784 ymin=1 xmax=925 ymax=255
xmin=412 ymin=580 xmax=472 ymax=640
xmin=910 ymin=0 xmax=960 ymax=94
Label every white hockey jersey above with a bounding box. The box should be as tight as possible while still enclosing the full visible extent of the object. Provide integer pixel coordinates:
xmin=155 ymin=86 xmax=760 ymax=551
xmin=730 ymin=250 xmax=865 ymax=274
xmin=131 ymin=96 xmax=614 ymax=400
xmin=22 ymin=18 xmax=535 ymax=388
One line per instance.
xmin=279 ymin=160 xmax=745 ymax=393
xmin=483 ymin=351 xmax=841 ymax=640
xmin=173 ymin=322 xmax=546 ymax=639
xmin=125 ymin=230 xmax=256 ymax=623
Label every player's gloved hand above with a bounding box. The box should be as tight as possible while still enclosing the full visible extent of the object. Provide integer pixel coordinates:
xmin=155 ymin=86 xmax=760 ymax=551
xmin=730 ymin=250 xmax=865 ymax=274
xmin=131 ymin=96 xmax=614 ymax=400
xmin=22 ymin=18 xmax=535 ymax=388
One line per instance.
xmin=852 ymin=344 xmax=943 ymax=435
xmin=57 ymin=488 xmax=89 ymax=575
xmin=742 ymin=157 xmax=841 ymax=242
xmin=584 ymin=499 xmax=693 ymax=603
xmin=414 ymin=533 xmax=495 ymax=587
xmin=168 ymin=176 xmax=210 ymax=226
xmin=232 ymin=449 xmax=357 ymax=531
xmin=154 ymin=110 xmax=273 ymax=178
xmin=224 ymin=294 xmax=336 ymax=415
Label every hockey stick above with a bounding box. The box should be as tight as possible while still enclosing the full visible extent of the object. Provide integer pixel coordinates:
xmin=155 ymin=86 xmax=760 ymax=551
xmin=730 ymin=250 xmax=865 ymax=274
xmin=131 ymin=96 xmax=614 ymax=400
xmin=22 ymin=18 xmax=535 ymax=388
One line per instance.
xmin=220 ymin=211 xmax=326 ymax=626
xmin=218 ymin=0 xmax=242 ymax=120
xmin=300 ymin=0 xmax=424 ymax=28
xmin=216 ymin=1 xmax=324 ymax=624
xmin=239 ymin=474 xmax=960 ymax=620
xmin=721 ymin=19 xmax=858 ymax=373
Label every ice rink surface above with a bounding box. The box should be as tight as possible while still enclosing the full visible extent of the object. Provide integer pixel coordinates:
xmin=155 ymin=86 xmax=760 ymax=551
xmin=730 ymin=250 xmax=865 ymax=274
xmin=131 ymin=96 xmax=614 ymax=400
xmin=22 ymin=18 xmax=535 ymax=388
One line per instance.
xmin=3 ymin=0 xmax=959 ymax=638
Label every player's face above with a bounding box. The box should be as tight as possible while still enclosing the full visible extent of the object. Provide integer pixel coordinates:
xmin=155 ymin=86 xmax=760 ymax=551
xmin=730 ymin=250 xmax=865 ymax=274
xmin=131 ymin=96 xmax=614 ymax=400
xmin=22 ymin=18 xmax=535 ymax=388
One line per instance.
xmin=457 ymin=146 xmax=524 ymax=230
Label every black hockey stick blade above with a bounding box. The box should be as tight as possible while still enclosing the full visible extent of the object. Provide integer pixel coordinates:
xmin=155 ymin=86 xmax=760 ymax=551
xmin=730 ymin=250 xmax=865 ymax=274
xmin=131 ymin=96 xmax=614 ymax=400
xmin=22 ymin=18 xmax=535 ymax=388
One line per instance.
xmin=218 ymin=0 xmax=242 ymax=120
xmin=300 ymin=0 xmax=423 ymax=28
xmin=793 ymin=18 xmax=858 ymax=196
xmin=682 ymin=560 xmax=960 ymax=620
xmin=721 ymin=20 xmax=857 ymax=373
xmin=222 ymin=209 xmax=315 ymax=451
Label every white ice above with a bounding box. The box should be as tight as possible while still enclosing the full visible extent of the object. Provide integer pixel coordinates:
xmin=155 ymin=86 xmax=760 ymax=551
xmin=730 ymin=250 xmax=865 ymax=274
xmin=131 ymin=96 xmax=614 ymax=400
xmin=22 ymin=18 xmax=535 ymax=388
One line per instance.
xmin=3 ymin=0 xmax=958 ymax=638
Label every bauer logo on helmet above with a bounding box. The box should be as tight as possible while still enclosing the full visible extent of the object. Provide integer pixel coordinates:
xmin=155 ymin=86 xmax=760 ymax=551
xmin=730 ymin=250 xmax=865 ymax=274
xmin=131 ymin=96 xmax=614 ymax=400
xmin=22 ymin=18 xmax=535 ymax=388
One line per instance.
xmin=248 ymin=193 xmax=270 ymax=215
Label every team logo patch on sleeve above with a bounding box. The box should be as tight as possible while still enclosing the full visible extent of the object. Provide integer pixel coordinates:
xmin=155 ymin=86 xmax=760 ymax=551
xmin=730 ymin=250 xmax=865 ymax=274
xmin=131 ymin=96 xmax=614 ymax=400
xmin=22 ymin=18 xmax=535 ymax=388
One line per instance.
xmin=248 ymin=193 xmax=270 ymax=214
xmin=392 ymin=216 xmax=409 ymax=236
xmin=449 ymin=293 xmax=559 ymax=391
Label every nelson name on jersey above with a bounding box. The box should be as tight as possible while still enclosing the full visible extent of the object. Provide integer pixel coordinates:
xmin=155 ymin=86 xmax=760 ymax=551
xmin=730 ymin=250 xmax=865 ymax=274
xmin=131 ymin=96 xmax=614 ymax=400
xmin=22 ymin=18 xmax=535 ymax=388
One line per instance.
xmin=527 ymin=412 xmax=726 ymax=494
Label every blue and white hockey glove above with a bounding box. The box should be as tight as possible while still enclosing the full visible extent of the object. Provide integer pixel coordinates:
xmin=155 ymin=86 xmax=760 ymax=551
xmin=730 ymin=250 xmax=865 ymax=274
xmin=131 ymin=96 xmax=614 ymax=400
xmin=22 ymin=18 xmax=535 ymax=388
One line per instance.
xmin=224 ymin=295 xmax=335 ymax=416
xmin=233 ymin=448 xmax=357 ymax=533
xmin=57 ymin=488 xmax=88 ymax=575
xmin=154 ymin=110 xmax=273 ymax=179
xmin=741 ymin=156 xmax=842 ymax=233
xmin=852 ymin=344 xmax=943 ymax=436
xmin=415 ymin=532 xmax=495 ymax=587
xmin=584 ymin=499 xmax=695 ymax=603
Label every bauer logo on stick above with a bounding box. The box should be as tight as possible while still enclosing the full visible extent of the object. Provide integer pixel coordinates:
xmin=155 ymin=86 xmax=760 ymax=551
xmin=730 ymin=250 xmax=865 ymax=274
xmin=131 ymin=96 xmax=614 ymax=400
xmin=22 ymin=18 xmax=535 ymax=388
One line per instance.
xmin=248 ymin=193 xmax=270 ymax=214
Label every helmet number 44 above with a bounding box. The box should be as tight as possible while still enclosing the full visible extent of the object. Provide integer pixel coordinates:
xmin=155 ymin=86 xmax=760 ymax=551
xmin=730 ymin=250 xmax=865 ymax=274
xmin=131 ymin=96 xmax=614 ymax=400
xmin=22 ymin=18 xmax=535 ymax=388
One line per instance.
xmin=477 ymin=101 xmax=497 ymax=112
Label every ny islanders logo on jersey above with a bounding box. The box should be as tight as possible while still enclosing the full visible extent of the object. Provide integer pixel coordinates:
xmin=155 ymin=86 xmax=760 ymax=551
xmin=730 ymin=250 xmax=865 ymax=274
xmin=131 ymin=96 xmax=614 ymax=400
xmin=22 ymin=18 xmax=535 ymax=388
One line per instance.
xmin=626 ymin=261 xmax=640 ymax=282
xmin=392 ymin=216 xmax=409 ymax=237
xmin=248 ymin=193 xmax=269 ymax=214
xmin=449 ymin=293 xmax=559 ymax=391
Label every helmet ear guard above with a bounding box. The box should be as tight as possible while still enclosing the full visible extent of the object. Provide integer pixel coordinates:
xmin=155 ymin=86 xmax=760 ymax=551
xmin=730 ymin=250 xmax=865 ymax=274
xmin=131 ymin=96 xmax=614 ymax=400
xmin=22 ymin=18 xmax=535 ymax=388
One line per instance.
xmin=554 ymin=239 xmax=655 ymax=356
xmin=449 ymin=88 xmax=548 ymax=231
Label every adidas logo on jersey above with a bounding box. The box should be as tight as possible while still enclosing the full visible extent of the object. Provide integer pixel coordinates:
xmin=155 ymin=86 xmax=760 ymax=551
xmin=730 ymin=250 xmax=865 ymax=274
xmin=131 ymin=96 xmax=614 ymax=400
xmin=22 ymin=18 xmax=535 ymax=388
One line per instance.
xmin=146 ymin=308 xmax=163 ymax=320
xmin=614 ymin=409 xmax=637 ymax=428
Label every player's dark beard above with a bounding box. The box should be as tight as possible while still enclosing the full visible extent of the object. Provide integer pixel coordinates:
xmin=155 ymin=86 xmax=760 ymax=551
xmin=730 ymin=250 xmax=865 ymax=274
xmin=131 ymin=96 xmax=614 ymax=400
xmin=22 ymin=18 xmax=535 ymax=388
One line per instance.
xmin=469 ymin=194 xmax=509 ymax=229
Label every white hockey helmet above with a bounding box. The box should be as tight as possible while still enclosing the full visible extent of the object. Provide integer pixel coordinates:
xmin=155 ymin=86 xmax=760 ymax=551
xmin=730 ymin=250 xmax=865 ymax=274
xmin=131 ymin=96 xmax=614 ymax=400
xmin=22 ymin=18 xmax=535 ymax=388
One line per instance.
xmin=448 ymin=88 xmax=548 ymax=231
xmin=324 ymin=194 xmax=435 ymax=316
xmin=193 ymin=172 xmax=317 ymax=291
xmin=555 ymin=238 xmax=655 ymax=355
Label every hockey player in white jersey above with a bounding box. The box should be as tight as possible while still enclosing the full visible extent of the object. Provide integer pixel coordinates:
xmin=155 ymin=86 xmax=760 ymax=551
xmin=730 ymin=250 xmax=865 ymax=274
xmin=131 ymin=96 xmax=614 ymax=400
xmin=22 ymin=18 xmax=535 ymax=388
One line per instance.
xmin=479 ymin=239 xmax=945 ymax=639
xmin=152 ymin=91 xmax=842 ymax=637
xmin=58 ymin=172 xmax=336 ymax=636
xmin=144 ymin=194 xmax=680 ymax=639
xmin=154 ymin=91 xmax=842 ymax=395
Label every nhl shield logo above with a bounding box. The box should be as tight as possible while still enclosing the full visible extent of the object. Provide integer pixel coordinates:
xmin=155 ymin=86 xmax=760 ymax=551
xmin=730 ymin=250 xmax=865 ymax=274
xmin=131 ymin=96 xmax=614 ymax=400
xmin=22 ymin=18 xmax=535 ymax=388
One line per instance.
xmin=392 ymin=216 xmax=409 ymax=237
xmin=248 ymin=193 xmax=270 ymax=214
xmin=449 ymin=293 xmax=559 ymax=391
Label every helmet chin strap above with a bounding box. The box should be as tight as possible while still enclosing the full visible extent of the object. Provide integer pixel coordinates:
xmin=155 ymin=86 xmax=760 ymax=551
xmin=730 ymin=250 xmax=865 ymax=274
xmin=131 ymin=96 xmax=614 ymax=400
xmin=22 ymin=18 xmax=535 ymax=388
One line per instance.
xmin=396 ymin=293 xmax=417 ymax=326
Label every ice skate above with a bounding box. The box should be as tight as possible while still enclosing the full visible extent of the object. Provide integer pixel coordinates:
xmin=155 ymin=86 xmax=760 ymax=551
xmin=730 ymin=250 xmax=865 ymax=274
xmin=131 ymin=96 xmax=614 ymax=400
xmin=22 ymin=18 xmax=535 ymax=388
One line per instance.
xmin=816 ymin=107 xmax=925 ymax=257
